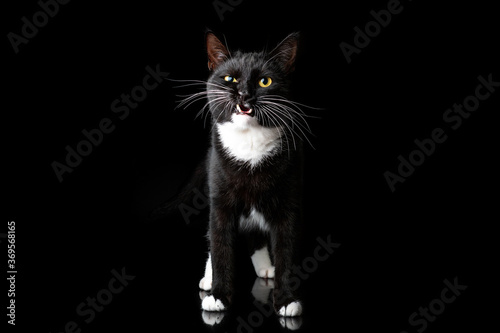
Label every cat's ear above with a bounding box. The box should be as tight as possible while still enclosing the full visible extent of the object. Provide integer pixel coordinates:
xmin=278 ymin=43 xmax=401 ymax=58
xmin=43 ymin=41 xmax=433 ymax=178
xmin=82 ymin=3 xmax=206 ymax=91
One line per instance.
xmin=206 ymin=32 xmax=230 ymax=71
xmin=269 ymin=32 xmax=300 ymax=74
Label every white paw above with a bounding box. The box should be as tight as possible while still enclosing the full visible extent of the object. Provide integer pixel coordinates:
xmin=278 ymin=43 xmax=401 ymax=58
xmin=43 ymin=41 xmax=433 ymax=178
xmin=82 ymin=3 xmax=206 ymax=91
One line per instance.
xmin=278 ymin=301 xmax=302 ymax=317
xmin=201 ymin=295 xmax=226 ymax=312
xmin=257 ymin=266 xmax=275 ymax=279
xmin=199 ymin=276 xmax=212 ymax=291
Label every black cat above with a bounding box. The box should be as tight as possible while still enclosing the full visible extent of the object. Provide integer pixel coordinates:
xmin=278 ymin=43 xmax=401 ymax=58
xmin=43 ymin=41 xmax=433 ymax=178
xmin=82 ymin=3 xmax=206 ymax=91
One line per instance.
xmin=155 ymin=31 xmax=313 ymax=316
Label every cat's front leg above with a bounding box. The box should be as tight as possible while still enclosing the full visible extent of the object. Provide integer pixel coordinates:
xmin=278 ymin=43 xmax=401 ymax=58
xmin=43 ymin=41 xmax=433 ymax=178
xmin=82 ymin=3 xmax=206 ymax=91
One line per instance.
xmin=272 ymin=225 xmax=303 ymax=317
xmin=201 ymin=207 xmax=235 ymax=312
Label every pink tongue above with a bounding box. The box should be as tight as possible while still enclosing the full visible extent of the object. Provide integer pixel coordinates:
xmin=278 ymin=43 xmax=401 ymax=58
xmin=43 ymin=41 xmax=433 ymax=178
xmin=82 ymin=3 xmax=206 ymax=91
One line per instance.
xmin=239 ymin=104 xmax=251 ymax=113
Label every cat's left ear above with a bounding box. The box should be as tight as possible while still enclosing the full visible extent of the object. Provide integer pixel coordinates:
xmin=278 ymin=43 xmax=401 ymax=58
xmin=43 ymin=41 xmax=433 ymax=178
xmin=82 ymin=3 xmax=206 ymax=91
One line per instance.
xmin=269 ymin=32 xmax=300 ymax=74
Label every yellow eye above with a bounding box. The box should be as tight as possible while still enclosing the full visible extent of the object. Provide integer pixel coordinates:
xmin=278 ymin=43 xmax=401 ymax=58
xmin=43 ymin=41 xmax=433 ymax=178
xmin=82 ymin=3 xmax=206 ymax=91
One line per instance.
xmin=259 ymin=77 xmax=272 ymax=88
xmin=224 ymin=75 xmax=237 ymax=83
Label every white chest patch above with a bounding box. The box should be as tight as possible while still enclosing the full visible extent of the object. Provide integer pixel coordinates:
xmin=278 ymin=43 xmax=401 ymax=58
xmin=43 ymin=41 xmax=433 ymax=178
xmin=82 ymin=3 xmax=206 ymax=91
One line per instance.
xmin=216 ymin=114 xmax=281 ymax=167
xmin=239 ymin=207 xmax=270 ymax=233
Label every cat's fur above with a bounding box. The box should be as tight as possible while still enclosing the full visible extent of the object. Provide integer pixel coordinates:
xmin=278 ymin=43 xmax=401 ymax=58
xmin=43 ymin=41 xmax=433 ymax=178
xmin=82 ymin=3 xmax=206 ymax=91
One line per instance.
xmin=154 ymin=31 xmax=309 ymax=317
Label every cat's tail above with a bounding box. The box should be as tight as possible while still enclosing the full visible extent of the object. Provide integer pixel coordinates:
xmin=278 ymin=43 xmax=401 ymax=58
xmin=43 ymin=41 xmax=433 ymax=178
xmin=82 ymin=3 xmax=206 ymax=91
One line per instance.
xmin=149 ymin=159 xmax=208 ymax=221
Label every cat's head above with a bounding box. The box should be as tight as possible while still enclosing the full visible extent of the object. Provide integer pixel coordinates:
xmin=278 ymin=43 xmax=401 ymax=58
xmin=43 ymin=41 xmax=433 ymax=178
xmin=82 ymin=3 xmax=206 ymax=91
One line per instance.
xmin=205 ymin=32 xmax=300 ymax=128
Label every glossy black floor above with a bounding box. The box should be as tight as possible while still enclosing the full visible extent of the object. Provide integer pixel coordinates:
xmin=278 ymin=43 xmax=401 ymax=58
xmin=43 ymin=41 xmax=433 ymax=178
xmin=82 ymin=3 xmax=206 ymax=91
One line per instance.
xmin=5 ymin=0 xmax=498 ymax=332
xmin=15 ymin=204 xmax=494 ymax=333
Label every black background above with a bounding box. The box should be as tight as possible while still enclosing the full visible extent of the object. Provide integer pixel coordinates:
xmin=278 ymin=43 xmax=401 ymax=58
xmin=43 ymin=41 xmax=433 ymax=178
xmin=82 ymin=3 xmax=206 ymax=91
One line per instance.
xmin=4 ymin=0 xmax=498 ymax=332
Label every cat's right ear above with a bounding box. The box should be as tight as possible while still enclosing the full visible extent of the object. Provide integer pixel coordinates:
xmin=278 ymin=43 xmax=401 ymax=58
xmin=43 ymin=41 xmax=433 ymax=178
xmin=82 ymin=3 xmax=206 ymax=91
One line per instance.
xmin=206 ymin=32 xmax=230 ymax=71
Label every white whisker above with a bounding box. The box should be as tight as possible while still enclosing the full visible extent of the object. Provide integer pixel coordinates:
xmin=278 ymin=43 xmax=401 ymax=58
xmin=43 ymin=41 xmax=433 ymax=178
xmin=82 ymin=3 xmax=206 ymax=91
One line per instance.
xmin=258 ymin=99 xmax=315 ymax=150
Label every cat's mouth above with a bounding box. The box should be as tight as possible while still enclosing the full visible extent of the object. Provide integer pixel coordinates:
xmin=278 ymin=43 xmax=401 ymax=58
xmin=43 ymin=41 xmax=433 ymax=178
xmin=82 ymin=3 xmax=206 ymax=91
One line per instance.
xmin=236 ymin=104 xmax=253 ymax=116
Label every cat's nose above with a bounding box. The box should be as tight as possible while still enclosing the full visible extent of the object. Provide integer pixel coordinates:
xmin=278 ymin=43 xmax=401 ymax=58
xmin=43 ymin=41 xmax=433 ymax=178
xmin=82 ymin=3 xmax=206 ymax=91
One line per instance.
xmin=238 ymin=91 xmax=253 ymax=107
